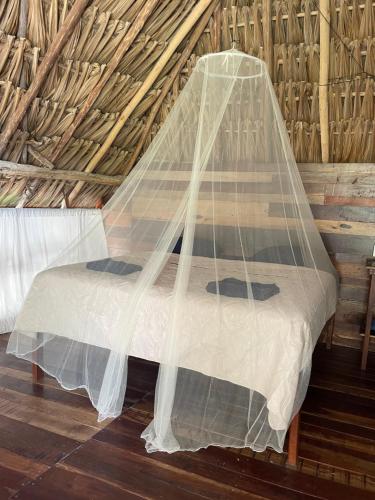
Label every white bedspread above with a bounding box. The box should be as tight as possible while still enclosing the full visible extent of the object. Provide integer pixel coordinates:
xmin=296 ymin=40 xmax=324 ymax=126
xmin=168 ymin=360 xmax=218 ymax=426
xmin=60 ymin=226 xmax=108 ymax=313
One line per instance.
xmin=15 ymin=255 xmax=336 ymax=429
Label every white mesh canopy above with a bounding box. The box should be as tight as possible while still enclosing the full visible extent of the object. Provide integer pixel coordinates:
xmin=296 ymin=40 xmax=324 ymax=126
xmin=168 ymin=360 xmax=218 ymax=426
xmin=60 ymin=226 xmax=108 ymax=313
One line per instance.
xmin=7 ymin=50 xmax=337 ymax=454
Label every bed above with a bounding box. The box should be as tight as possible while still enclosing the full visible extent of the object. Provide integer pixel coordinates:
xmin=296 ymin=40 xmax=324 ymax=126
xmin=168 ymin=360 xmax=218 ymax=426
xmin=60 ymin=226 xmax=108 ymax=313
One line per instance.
xmin=11 ymin=253 xmax=336 ymax=464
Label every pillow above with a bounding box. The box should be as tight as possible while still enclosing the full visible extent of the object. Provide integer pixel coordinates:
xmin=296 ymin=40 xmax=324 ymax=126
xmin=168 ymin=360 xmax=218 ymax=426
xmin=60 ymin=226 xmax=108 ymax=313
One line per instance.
xmin=206 ymin=278 xmax=280 ymax=300
xmin=87 ymin=258 xmax=142 ymax=276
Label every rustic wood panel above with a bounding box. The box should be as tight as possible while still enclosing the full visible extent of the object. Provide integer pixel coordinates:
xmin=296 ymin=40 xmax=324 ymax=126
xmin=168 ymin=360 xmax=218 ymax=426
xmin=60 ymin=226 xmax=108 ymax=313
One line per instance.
xmin=111 ymin=162 xmax=375 ymax=350
xmin=301 ymin=163 xmax=374 ymax=350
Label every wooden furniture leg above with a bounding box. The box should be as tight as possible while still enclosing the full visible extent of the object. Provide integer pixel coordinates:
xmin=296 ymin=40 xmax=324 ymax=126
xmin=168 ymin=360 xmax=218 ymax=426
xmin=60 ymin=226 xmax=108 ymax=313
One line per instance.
xmin=361 ymin=269 xmax=375 ymax=370
xmin=32 ymin=332 xmax=44 ymax=383
xmin=32 ymin=363 xmax=43 ymax=383
xmin=326 ymin=314 xmax=335 ymax=350
xmin=287 ymin=412 xmax=300 ymax=467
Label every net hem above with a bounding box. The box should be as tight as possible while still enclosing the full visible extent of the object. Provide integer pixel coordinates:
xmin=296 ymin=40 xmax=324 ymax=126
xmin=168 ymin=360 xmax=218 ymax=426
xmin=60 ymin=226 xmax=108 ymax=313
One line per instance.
xmin=141 ymin=429 xmax=285 ymax=455
xmin=5 ymin=349 xmax=120 ymax=422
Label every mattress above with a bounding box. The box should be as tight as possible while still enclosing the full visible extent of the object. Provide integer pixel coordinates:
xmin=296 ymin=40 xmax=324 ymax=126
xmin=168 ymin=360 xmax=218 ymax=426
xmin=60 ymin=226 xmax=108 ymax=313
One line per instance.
xmin=15 ymin=254 xmax=336 ymax=429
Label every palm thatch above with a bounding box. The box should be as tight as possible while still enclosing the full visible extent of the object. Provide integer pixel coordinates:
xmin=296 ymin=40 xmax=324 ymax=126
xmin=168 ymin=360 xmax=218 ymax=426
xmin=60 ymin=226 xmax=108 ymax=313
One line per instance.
xmin=0 ymin=0 xmax=374 ymax=208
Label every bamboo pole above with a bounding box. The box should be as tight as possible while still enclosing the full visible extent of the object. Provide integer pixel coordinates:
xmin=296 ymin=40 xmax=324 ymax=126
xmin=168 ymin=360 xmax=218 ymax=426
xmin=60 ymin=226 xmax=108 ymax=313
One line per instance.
xmin=49 ymin=0 xmax=159 ymax=163
xmin=17 ymin=0 xmax=29 ymax=163
xmin=0 ymin=0 xmax=91 ymax=158
xmin=0 ymin=160 xmax=122 ymax=185
xmin=68 ymin=0 xmax=216 ymax=203
xmin=212 ymin=4 xmax=221 ymax=52
xmin=262 ymin=0 xmax=273 ymax=79
xmin=319 ymin=0 xmax=330 ymax=163
xmin=123 ymin=0 xmax=219 ymax=177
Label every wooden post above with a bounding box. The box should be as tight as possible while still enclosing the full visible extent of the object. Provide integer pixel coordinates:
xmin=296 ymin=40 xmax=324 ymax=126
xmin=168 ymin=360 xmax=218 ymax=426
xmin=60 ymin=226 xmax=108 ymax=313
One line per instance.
xmin=287 ymin=412 xmax=300 ymax=467
xmin=262 ymin=0 xmax=273 ymax=79
xmin=123 ymin=0 xmax=219 ymax=177
xmin=212 ymin=4 xmax=221 ymax=52
xmin=326 ymin=314 xmax=335 ymax=350
xmin=49 ymin=0 xmax=159 ymax=163
xmin=0 ymin=0 xmax=91 ymax=158
xmin=32 ymin=363 xmax=43 ymax=384
xmin=32 ymin=333 xmax=44 ymax=384
xmin=17 ymin=0 xmax=29 ymax=163
xmin=68 ymin=0 xmax=216 ymax=204
xmin=95 ymin=198 xmax=104 ymax=209
xmin=361 ymin=269 xmax=375 ymax=370
xmin=319 ymin=0 xmax=330 ymax=163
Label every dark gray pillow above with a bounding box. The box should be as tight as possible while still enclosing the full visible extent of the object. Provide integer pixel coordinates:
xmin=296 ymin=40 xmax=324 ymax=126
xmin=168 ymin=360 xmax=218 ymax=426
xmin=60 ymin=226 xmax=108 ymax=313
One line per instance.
xmin=87 ymin=258 xmax=142 ymax=276
xmin=206 ymin=278 xmax=279 ymax=301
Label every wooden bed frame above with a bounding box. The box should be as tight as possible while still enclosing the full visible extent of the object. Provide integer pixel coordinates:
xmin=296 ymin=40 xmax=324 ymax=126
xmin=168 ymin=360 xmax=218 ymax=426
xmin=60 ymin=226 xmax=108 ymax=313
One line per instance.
xmin=30 ymin=314 xmax=335 ymax=468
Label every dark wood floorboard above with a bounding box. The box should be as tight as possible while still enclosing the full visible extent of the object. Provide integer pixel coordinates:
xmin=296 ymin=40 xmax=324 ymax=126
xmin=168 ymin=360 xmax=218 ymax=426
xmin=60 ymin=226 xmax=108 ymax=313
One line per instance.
xmin=0 ymin=336 xmax=373 ymax=499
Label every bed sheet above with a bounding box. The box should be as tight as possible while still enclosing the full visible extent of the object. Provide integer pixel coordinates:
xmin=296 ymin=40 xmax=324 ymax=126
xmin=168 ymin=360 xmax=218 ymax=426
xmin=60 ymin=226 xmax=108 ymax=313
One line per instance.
xmin=14 ymin=254 xmax=336 ymax=429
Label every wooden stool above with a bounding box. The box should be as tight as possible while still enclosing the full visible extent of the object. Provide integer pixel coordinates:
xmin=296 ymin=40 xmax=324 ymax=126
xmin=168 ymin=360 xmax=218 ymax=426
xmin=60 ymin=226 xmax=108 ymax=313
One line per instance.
xmin=361 ymin=258 xmax=375 ymax=371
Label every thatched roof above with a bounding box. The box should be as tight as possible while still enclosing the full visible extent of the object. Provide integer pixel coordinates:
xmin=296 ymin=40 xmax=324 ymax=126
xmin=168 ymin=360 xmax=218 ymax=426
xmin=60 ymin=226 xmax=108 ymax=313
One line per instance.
xmin=0 ymin=0 xmax=374 ymax=208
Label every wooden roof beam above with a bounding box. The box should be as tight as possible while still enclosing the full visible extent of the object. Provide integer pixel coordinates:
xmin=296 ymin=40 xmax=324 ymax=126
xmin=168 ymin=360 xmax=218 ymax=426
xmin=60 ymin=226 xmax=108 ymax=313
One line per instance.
xmin=49 ymin=0 xmax=159 ymax=164
xmin=0 ymin=160 xmax=122 ymax=186
xmin=123 ymin=0 xmax=220 ymax=177
xmin=0 ymin=0 xmax=92 ymax=158
xmin=68 ymin=0 xmax=217 ymax=204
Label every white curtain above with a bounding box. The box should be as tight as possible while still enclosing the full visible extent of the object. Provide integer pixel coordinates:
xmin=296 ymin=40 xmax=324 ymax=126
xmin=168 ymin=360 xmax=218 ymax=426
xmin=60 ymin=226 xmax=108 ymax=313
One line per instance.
xmin=0 ymin=208 xmax=107 ymax=333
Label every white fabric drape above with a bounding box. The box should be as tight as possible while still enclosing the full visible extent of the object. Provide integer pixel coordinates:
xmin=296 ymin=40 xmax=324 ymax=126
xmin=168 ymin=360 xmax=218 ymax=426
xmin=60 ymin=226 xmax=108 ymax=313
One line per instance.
xmin=7 ymin=51 xmax=337 ymax=454
xmin=0 ymin=208 xmax=107 ymax=333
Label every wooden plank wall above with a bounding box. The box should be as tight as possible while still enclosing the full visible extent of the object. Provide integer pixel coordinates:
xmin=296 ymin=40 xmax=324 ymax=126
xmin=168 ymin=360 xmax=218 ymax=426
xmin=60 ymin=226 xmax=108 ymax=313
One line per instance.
xmin=299 ymin=162 xmax=375 ymax=350
xmin=108 ymin=161 xmax=374 ymax=351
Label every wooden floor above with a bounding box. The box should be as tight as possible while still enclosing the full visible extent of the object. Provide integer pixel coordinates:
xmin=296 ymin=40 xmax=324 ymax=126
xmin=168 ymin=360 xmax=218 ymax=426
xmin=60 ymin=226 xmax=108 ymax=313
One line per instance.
xmin=0 ymin=335 xmax=374 ymax=499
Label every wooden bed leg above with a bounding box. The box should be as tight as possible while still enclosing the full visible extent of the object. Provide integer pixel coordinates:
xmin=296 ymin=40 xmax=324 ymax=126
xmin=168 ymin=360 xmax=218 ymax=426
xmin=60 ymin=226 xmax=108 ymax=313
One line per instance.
xmin=286 ymin=412 xmax=300 ymax=468
xmin=326 ymin=314 xmax=335 ymax=350
xmin=32 ymin=333 xmax=44 ymax=384
xmin=32 ymin=363 xmax=43 ymax=383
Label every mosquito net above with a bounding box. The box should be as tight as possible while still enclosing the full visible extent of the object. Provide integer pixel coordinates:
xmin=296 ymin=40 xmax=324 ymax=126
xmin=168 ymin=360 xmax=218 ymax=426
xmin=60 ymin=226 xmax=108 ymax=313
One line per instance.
xmin=7 ymin=50 xmax=337 ymax=454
